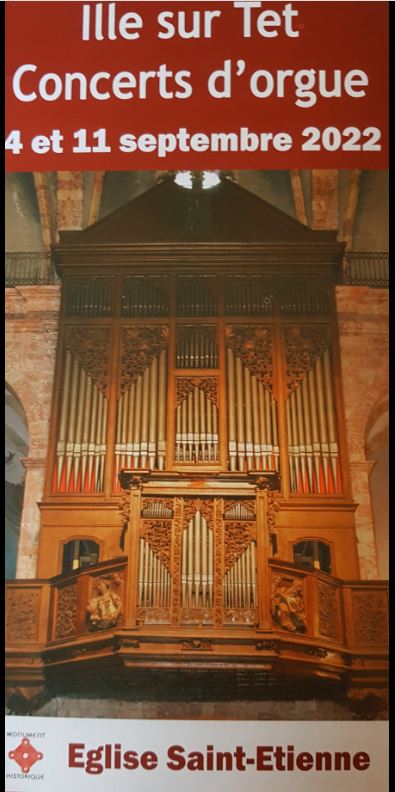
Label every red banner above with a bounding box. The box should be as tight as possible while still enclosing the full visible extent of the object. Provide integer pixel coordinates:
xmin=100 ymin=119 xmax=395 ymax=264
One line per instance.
xmin=5 ymin=1 xmax=389 ymax=171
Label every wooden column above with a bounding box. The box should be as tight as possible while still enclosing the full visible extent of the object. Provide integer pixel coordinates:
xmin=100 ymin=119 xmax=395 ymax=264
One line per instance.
xmin=256 ymin=489 xmax=271 ymax=629
xmin=122 ymin=485 xmax=143 ymax=628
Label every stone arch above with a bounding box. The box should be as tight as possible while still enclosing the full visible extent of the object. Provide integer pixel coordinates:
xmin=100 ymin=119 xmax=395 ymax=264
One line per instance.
xmin=365 ymin=393 xmax=389 ymax=579
xmin=5 ymin=382 xmax=29 ymax=578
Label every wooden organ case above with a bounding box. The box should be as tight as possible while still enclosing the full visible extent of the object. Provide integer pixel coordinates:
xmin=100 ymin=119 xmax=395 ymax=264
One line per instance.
xmin=5 ymin=175 xmax=388 ymax=710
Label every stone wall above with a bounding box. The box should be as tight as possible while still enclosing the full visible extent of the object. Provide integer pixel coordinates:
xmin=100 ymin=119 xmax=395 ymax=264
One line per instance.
xmin=336 ymin=286 xmax=389 ymax=579
xmin=5 ymin=285 xmax=61 ymax=578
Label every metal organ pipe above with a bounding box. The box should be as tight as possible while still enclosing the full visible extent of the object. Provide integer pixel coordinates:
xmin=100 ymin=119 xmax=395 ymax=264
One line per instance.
xmin=181 ymin=513 xmax=214 ymax=608
xmin=54 ymin=352 xmax=108 ymax=493
xmin=114 ymin=352 xmax=167 ymax=484
xmin=175 ymin=387 xmax=219 ymax=463
xmin=138 ymin=538 xmax=171 ymax=609
xmin=287 ymin=349 xmax=340 ymax=494
xmin=223 ymin=542 xmax=257 ymax=610
xmin=226 ymin=349 xmax=279 ymax=472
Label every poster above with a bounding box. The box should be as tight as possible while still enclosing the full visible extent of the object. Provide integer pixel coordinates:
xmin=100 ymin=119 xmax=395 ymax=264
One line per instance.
xmin=5 ymin=2 xmax=388 ymax=791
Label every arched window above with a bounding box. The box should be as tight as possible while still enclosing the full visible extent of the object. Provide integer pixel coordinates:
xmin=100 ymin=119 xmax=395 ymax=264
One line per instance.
xmin=293 ymin=540 xmax=331 ymax=574
xmin=62 ymin=539 xmax=99 ymax=573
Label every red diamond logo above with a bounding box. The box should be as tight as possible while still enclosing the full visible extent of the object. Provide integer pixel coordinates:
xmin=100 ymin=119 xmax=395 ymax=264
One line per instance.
xmin=8 ymin=737 xmax=43 ymax=773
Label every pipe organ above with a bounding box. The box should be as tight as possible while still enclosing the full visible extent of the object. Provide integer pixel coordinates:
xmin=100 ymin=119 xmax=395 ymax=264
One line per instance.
xmin=51 ymin=277 xmax=343 ymax=492
xmin=6 ymin=175 xmax=388 ymax=710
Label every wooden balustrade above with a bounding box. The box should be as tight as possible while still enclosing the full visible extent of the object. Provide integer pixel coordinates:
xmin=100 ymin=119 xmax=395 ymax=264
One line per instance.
xmin=6 ymin=558 xmax=388 ymax=652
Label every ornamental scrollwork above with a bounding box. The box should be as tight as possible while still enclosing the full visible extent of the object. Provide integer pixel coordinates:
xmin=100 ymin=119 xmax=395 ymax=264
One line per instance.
xmin=87 ymin=575 xmax=123 ymax=631
xmin=224 ymin=608 xmax=258 ymax=625
xmin=118 ymin=489 xmax=130 ymax=550
xmin=180 ymin=638 xmax=213 ymax=651
xmin=141 ymin=521 xmax=172 ymax=569
xmin=64 ymin=326 xmax=111 ymax=395
xmin=176 ymin=377 xmax=218 ymax=406
xmin=171 ymin=497 xmax=183 ymax=625
xmin=271 ymin=575 xmax=307 ymax=633
xmin=183 ymin=497 xmax=214 ymax=530
xmin=225 ymin=324 xmax=273 ymax=392
xmin=266 ymin=490 xmax=280 ymax=536
xmin=119 ymin=325 xmax=169 ymax=394
xmin=224 ymin=521 xmax=256 ymax=571
xmin=284 ymin=325 xmax=331 ymax=395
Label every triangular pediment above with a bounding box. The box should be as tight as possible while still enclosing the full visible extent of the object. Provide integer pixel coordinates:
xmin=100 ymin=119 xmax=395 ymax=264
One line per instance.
xmin=60 ymin=176 xmax=337 ymax=246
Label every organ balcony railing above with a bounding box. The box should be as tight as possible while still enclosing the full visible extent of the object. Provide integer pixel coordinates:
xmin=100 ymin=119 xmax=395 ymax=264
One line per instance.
xmin=5 ymin=252 xmax=58 ymax=286
xmin=5 ymin=554 xmax=388 ymax=700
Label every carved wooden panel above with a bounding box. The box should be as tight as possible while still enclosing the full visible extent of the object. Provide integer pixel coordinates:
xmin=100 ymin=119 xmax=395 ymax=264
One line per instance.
xmin=284 ymin=325 xmax=331 ymax=395
xmin=6 ymin=589 xmax=41 ymax=643
xmin=224 ymin=522 xmax=256 ymax=571
xmin=176 ymin=377 xmax=218 ymax=406
xmin=225 ymin=325 xmax=273 ymax=392
xmin=141 ymin=521 xmax=172 ymax=569
xmin=119 ymin=325 xmax=169 ymax=394
xmin=182 ymin=498 xmax=214 ymax=529
xmin=171 ymin=497 xmax=183 ymax=625
xmin=352 ymin=590 xmax=388 ymax=644
xmin=55 ymin=583 xmax=78 ymax=639
xmin=318 ymin=580 xmax=340 ymax=641
xmin=64 ymin=326 xmax=111 ymax=395
xmin=271 ymin=575 xmax=307 ymax=633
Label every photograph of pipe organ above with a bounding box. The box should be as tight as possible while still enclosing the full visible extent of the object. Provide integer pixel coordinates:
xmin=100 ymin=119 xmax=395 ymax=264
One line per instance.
xmin=5 ymin=170 xmax=388 ymax=718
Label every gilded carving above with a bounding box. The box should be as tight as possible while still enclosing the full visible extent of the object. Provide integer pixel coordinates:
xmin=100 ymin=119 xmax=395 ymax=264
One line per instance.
xmin=141 ymin=521 xmax=172 ymax=569
xmin=6 ymin=589 xmax=40 ymax=643
xmin=213 ymin=498 xmax=223 ymax=626
xmin=224 ymin=521 xmax=256 ymax=571
xmin=64 ymin=326 xmax=110 ymax=395
xmin=224 ymin=608 xmax=257 ymax=625
xmin=171 ymin=497 xmax=183 ymax=625
xmin=266 ymin=490 xmax=280 ymax=536
xmin=137 ymin=608 xmax=171 ymax=625
xmin=271 ymin=576 xmax=307 ymax=633
xmin=55 ymin=584 xmax=78 ymax=640
xmin=318 ymin=581 xmax=340 ymax=641
xmin=180 ymin=608 xmax=214 ymax=625
xmin=87 ymin=576 xmax=123 ymax=631
xmin=181 ymin=639 xmax=213 ymax=651
xmin=120 ymin=326 xmax=169 ymax=394
xmin=284 ymin=325 xmax=331 ymax=394
xmin=225 ymin=324 xmax=273 ymax=391
xmin=256 ymin=639 xmax=279 ymax=651
xmin=183 ymin=497 xmax=214 ymax=529
xmin=118 ymin=489 xmax=130 ymax=550
xmin=176 ymin=377 xmax=218 ymax=406
xmin=352 ymin=591 xmax=388 ymax=644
